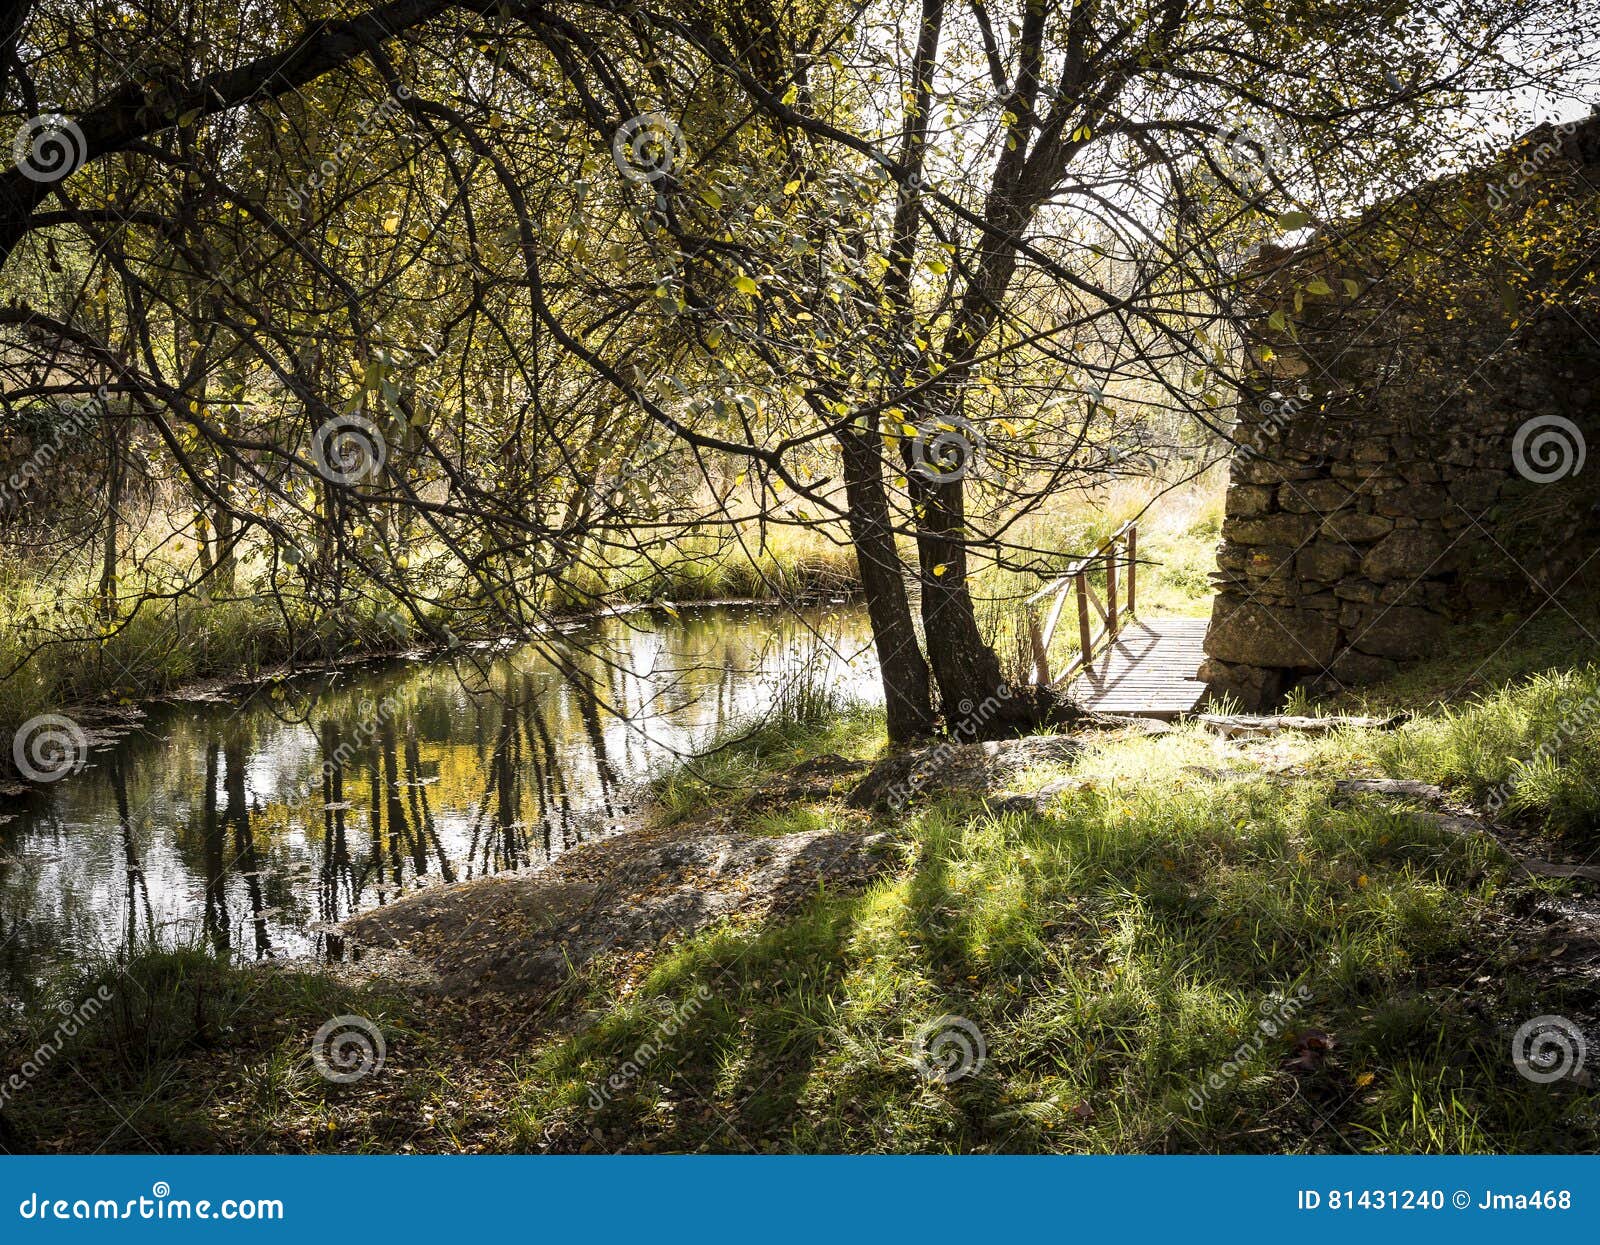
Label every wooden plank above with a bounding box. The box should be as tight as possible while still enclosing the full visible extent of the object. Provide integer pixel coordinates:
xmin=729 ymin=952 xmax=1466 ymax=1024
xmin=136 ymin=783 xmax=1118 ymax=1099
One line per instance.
xmin=1126 ymin=527 xmax=1137 ymax=616
xmin=1106 ymin=549 xmax=1118 ymax=638
xmin=1066 ymin=618 xmax=1210 ymax=719
xmin=1075 ymin=571 xmax=1092 ymax=666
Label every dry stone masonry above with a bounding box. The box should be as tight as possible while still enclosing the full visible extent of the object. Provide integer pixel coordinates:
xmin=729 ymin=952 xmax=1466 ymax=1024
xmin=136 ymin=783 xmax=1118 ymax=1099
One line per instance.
xmin=1202 ymin=114 xmax=1600 ymax=709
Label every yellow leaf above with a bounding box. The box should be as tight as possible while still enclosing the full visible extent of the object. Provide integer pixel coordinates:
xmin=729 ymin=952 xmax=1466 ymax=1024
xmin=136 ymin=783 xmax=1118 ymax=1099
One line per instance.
xmin=932 ymin=563 xmax=948 ymax=577
xmin=735 ymin=273 xmax=759 ymax=296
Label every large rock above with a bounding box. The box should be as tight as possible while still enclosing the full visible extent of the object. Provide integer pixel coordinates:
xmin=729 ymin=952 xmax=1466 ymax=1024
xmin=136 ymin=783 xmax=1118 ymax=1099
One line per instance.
xmin=1320 ymin=511 xmax=1395 ymax=542
xmin=1447 ymin=469 xmax=1504 ymax=512
xmin=1361 ymin=528 xmax=1448 ymax=581
xmin=1222 ymin=513 xmax=1319 ymax=546
xmin=1348 ymin=605 xmax=1446 ymax=659
xmin=1203 ymin=597 xmax=1339 ymax=668
xmin=1278 ymin=479 xmax=1354 ymax=514
xmin=1225 ymin=484 xmax=1276 ymax=517
xmin=1374 ymin=483 xmax=1447 ymax=519
xmin=1327 ymin=648 xmax=1400 ymax=684
xmin=1296 ymin=542 xmax=1358 ymax=583
xmin=1196 ymin=657 xmax=1285 ymax=712
xmin=1231 ymin=458 xmax=1323 ymax=485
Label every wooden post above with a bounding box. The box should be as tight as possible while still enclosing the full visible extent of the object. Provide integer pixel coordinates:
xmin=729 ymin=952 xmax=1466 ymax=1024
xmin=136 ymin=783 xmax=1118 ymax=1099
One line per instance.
xmin=1075 ymin=570 xmax=1092 ymax=669
xmin=1106 ymin=545 xmax=1119 ymax=638
xmin=1028 ymin=611 xmax=1051 ymax=686
xmin=1126 ymin=525 xmax=1137 ymax=617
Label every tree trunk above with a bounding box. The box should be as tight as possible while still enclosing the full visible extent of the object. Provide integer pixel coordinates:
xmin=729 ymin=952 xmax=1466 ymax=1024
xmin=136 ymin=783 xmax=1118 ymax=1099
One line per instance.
xmin=838 ymin=426 xmax=934 ymax=742
xmin=907 ymin=465 xmax=1010 ymax=738
xmin=213 ymin=450 xmax=236 ymax=593
xmin=98 ymin=418 xmax=121 ymax=619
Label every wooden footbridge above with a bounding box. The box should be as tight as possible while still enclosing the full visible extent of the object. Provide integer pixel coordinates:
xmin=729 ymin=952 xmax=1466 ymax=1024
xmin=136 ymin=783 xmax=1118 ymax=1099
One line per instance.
xmin=1024 ymin=520 xmax=1210 ymax=719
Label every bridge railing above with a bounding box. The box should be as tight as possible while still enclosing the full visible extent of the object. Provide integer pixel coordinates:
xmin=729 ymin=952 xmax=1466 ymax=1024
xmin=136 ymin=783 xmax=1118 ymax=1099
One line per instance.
xmin=1024 ymin=519 xmax=1137 ymax=686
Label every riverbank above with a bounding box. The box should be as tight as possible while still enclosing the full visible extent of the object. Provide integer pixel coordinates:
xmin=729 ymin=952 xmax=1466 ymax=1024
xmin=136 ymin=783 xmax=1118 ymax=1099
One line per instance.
xmin=6 ymin=591 xmax=1599 ymax=1154
xmin=0 ymin=473 xmax=1223 ymax=778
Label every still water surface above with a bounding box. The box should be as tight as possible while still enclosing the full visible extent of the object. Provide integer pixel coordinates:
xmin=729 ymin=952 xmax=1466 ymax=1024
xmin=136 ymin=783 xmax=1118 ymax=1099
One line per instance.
xmin=0 ymin=604 xmax=875 ymax=992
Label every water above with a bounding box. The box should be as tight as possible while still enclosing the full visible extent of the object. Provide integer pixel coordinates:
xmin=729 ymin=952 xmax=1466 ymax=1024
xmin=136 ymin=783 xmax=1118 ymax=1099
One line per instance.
xmin=0 ymin=603 xmax=876 ymax=993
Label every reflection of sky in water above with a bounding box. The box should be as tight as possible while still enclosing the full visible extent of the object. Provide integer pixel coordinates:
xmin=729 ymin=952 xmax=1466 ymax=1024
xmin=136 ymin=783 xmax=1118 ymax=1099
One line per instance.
xmin=0 ymin=604 xmax=876 ymax=992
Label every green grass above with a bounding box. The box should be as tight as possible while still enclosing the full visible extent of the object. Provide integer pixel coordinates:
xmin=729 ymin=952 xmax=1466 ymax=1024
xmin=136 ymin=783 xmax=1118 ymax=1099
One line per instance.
xmin=552 ymin=524 xmax=861 ymax=608
xmin=649 ymin=694 xmax=882 ymax=825
xmin=506 ymin=721 xmax=1589 ymax=1154
xmin=1308 ymin=595 xmax=1600 ymax=841
xmin=0 ymin=945 xmax=418 ymax=1153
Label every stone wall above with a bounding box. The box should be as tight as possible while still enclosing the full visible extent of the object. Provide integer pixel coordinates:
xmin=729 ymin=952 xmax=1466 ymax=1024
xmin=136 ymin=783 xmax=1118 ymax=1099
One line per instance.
xmin=1201 ymin=114 xmax=1600 ymax=709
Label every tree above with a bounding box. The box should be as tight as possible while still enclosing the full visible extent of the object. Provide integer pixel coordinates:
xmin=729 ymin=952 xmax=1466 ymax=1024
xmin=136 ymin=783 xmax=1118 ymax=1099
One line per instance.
xmin=1 ymin=0 xmax=1594 ymax=741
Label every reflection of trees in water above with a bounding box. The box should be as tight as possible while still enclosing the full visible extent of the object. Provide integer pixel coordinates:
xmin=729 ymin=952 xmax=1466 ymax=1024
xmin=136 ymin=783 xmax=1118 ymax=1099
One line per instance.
xmin=404 ymin=725 xmax=453 ymax=883
xmin=315 ymin=721 xmax=352 ymax=961
xmin=223 ymin=737 xmax=273 ymax=960
xmin=110 ymin=756 xmax=155 ymax=955
xmin=0 ymin=606 xmax=875 ymax=980
xmin=456 ymin=668 xmax=620 ymax=878
xmin=199 ymin=741 xmax=231 ymax=956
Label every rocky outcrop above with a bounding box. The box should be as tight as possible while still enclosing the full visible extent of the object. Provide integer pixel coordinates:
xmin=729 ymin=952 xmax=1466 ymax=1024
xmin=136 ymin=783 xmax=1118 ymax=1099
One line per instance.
xmin=344 ymin=818 xmax=897 ymax=995
xmin=847 ymin=734 xmax=1082 ymax=811
xmin=1203 ymin=113 xmax=1600 ymax=709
